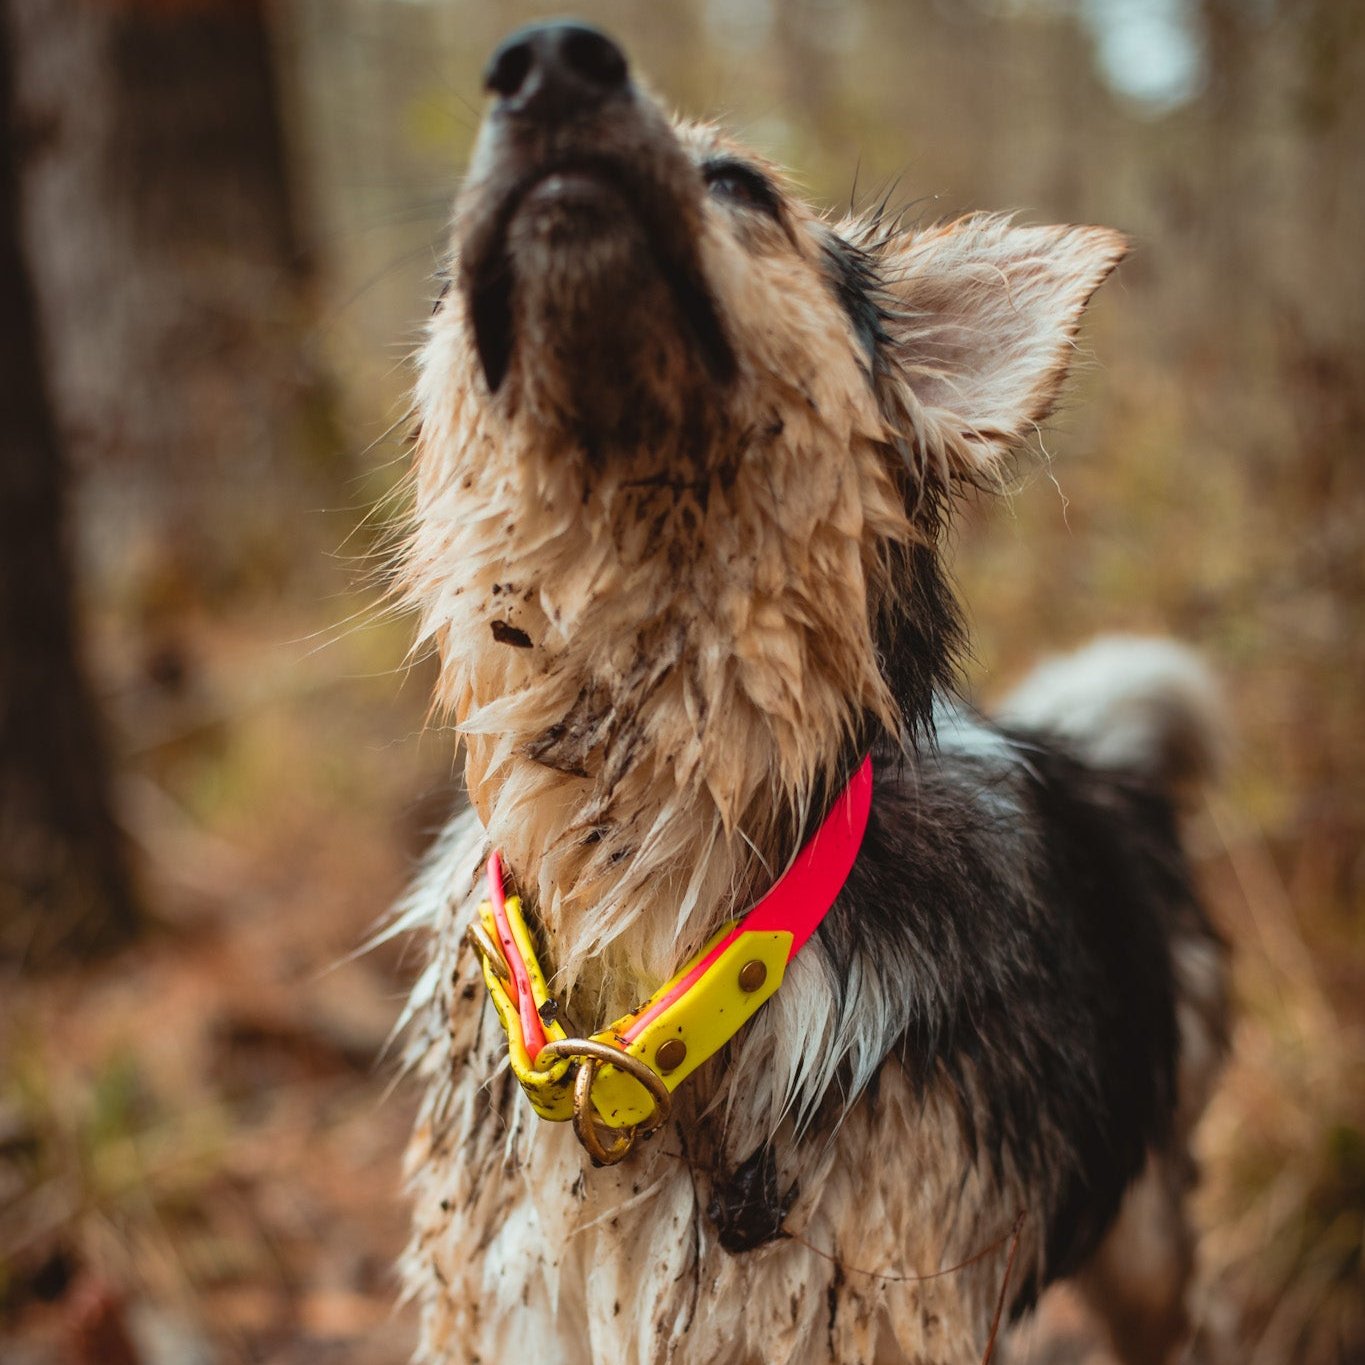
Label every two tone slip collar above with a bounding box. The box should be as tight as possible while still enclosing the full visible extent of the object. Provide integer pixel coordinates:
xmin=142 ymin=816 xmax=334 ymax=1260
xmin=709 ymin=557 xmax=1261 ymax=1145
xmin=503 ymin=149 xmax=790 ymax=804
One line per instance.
xmin=467 ymin=755 xmax=874 ymax=1165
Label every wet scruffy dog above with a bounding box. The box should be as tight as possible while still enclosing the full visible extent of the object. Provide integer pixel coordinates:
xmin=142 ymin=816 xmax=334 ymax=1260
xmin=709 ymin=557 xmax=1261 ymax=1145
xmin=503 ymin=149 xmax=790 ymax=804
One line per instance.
xmin=394 ymin=21 xmax=1228 ymax=1365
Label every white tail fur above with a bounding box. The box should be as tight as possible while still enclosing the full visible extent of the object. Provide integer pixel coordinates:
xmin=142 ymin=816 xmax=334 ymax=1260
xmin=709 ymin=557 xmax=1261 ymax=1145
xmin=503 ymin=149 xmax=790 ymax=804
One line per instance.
xmin=998 ymin=635 xmax=1227 ymax=793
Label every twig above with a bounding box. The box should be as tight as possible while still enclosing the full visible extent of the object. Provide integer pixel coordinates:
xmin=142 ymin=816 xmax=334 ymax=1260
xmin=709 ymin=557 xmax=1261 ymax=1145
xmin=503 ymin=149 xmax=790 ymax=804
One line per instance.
xmin=981 ymin=1209 xmax=1027 ymax=1364
xmin=785 ymin=1208 xmax=1025 ymax=1287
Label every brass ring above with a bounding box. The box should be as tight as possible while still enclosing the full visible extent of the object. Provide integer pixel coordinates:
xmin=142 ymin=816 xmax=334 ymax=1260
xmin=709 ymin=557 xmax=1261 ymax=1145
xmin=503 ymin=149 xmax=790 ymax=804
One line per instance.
xmin=465 ymin=921 xmax=511 ymax=983
xmin=534 ymin=1038 xmax=673 ymax=1166
xmin=572 ymin=1063 xmax=634 ymax=1165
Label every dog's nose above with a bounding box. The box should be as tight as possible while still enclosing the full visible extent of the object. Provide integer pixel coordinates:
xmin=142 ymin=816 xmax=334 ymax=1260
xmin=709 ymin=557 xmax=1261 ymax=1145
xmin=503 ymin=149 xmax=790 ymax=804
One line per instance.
xmin=484 ymin=22 xmax=629 ymax=121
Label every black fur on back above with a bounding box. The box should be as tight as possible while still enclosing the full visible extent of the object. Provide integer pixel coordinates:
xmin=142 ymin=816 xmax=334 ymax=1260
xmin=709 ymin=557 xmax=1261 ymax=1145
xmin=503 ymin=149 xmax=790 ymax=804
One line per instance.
xmin=805 ymin=720 xmax=1204 ymax=1311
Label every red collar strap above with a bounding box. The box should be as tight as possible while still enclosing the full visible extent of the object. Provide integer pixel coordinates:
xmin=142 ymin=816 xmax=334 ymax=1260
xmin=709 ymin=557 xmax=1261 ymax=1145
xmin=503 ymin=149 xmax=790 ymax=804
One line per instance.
xmin=469 ymin=755 xmax=874 ymax=1164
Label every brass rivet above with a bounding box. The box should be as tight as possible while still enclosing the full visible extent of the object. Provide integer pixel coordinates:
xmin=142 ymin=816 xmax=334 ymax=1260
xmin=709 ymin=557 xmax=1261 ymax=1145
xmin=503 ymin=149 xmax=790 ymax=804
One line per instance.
xmin=738 ymin=959 xmax=768 ymax=993
xmin=656 ymin=1038 xmax=687 ymax=1073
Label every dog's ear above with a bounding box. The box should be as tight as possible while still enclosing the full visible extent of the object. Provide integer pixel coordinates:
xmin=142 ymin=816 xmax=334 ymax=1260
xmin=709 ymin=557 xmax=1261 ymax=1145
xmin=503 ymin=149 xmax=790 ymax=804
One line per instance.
xmin=880 ymin=215 xmax=1127 ymax=480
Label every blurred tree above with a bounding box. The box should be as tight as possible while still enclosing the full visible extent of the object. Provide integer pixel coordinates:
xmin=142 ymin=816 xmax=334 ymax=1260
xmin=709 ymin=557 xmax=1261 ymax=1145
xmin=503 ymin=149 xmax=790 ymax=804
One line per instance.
xmin=6 ymin=0 xmax=333 ymax=604
xmin=0 ymin=16 xmax=141 ymax=961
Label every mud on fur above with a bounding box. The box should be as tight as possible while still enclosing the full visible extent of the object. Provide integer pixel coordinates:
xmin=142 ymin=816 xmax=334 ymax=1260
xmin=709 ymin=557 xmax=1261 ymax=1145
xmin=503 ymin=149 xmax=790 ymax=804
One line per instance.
xmin=394 ymin=21 xmax=1229 ymax=1365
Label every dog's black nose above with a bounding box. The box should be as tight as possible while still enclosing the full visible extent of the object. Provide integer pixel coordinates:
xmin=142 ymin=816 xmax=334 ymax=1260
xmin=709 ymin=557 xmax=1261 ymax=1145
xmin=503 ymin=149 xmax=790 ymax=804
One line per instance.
xmin=484 ymin=22 xmax=628 ymax=121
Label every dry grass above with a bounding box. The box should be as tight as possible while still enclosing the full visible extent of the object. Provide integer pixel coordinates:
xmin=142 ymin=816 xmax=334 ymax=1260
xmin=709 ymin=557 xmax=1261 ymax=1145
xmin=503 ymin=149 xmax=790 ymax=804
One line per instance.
xmin=1 ymin=598 xmax=443 ymax=1364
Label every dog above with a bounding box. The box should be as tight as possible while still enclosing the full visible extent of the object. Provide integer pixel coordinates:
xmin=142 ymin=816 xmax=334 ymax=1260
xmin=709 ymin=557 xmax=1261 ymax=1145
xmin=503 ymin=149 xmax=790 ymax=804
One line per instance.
xmin=393 ymin=21 xmax=1229 ymax=1365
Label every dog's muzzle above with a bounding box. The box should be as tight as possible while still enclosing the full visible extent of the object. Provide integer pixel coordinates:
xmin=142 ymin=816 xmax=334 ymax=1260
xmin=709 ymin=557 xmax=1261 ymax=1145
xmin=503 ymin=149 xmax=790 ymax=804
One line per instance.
xmin=457 ymin=22 xmax=737 ymax=399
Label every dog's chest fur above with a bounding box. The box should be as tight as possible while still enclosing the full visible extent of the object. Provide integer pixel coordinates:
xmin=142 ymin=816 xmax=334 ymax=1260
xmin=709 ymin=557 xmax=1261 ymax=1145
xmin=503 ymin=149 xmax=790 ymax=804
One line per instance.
xmin=400 ymin=802 xmax=1024 ymax=1365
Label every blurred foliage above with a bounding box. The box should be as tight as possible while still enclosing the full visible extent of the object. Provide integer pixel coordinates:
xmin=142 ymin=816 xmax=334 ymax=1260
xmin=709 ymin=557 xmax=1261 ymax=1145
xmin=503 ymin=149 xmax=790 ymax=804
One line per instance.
xmin=2 ymin=0 xmax=1362 ymax=1361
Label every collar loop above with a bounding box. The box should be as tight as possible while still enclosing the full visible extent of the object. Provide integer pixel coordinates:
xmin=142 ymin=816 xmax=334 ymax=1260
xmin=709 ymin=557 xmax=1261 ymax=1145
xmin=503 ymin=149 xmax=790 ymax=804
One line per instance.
xmin=467 ymin=755 xmax=873 ymax=1164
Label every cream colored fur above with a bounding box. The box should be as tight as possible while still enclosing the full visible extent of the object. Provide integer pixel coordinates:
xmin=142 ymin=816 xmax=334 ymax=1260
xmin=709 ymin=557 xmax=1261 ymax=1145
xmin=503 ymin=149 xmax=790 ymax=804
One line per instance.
xmin=396 ymin=115 xmax=1132 ymax=1364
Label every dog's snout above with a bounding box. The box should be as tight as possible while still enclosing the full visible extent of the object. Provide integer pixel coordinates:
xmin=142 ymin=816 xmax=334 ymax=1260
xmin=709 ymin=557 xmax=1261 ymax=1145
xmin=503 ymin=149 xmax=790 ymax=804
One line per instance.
xmin=483 ymin=22 xmax=629 ymax=121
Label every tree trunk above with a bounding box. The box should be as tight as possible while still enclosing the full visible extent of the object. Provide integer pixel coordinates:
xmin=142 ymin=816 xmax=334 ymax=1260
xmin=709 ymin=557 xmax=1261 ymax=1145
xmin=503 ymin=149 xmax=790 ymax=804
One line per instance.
xmin=6 ymin=0 xmax=329 ymax=593
xmin=0 ymin=15 xmax=140 ymax=962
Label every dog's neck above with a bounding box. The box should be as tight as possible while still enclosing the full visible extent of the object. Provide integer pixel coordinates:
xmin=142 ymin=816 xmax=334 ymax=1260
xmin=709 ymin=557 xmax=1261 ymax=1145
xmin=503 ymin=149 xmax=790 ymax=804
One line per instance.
xmin=405 ymin=336 xmax=921 ymax=1016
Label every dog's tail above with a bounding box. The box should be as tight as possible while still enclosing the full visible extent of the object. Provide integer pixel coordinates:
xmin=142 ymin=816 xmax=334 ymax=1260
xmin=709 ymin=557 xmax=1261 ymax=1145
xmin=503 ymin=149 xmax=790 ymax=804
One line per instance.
xmin=997 ymin=635 xmax=1226 ymax=795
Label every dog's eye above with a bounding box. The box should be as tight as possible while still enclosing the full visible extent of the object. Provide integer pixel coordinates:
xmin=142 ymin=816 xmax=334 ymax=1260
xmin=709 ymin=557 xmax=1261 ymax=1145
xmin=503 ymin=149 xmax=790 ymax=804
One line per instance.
xmin=704 ymin=161 xmax=781 ymax=219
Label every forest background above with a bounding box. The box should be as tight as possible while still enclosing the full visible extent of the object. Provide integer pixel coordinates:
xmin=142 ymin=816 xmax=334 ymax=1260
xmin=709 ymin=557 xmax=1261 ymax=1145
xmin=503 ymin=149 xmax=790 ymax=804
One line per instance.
xmin=1 ymin=1 xmax=1361 ymax=1362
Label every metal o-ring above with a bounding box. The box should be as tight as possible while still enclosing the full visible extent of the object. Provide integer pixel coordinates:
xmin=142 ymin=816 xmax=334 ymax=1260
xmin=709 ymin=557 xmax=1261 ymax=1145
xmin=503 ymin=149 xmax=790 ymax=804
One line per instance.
xmin=534 ymin=1037 xmax=673 ymax=1166
xmin=465 ymin=921 xmax=511 ymax=982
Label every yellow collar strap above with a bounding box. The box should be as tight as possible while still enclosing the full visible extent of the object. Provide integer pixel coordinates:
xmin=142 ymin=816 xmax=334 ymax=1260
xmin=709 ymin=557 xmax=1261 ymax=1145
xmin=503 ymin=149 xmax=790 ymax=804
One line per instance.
xmin=468 ymin=756 xmax=873 ymax=1165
